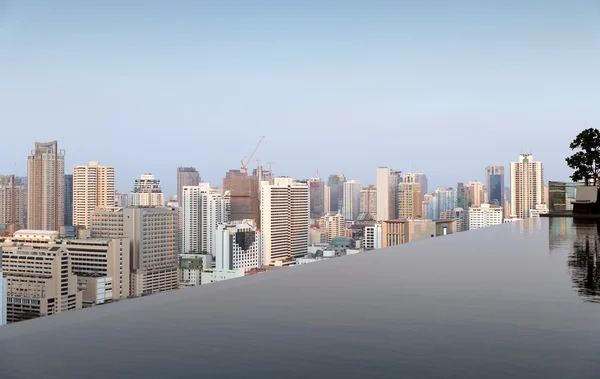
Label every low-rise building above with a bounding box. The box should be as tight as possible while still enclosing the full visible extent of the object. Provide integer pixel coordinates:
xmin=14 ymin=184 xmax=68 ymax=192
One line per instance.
xmin=0 ymin=271 xmax=6 ymax=325
xmin=469 ymin=203 xmax=503 ymax=230
xmin=382 ymin=219 xmax=456 ymax=248
xmin=179 ymin=253 xmax=212 ymax=287
xmin=364 ymin=223 xmax=382 ymax=250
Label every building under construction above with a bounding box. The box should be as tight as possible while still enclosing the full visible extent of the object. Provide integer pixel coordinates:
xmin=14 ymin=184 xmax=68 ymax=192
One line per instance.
xmin=223 ymin=170 xmax=261 ymax=228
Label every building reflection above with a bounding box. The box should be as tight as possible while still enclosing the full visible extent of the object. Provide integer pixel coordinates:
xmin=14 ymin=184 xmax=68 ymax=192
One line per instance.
xmin=564 ymin=219 xmax=600 ymax=303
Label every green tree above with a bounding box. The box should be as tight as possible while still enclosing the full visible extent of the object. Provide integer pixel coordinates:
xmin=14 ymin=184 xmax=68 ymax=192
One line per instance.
xmin=566 ymin=128 xmax=600 ymax=186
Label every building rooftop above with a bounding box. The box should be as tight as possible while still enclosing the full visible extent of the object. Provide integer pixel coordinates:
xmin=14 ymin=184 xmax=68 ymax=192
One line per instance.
xmin=13 ymin=230 xmax=59 ymax=236
xmin=1 ymin=218 xmax=600 ymax=378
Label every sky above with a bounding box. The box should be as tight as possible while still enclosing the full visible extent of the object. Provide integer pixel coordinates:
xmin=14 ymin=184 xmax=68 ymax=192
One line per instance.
xmin=0 ymin=0 xmax=598 ymax=196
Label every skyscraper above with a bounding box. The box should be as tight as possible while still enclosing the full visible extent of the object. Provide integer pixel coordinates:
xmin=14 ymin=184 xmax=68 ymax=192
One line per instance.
xmin=510 ymin=154 xmax=544 ymax=219
xmin=181 ymin=184 xmax=231 ymax=255
xmin=73 ymin=161 xmax=115 ymax=228
xmin=466 ymin=181 xmax=485 ymax=208
xmin=435 ymin=187 xmax=456 ymax=219
xmin=324 ymin=185 xmax=331 ymax=215
xmin=327 ymin=174 xmax=346 ymax=213
xmin=131 ymin=174 xmax=164 ymax=207
xmin=376 ymin=167 xmax=400 ymax=221
xmin=177 ymin=167 xmax=201 ymax=205
xmin=64 ymin=174 xmax=73 ymax=226
xmin=397 ymin=173 xmax=422 ymax=219
xmin=359 ymin=185 xmax=377 ymax=219
xmin=27 ymin=141 xmax=65 ymax=230
xmin=456 ymin=182 xmax=469 ymax=209
xmin=260 ymin=178 xmax=309 ymax=265
xmin=308 ymin=178 xmax=325 ymax=219
xmin=0 ymin=175 xmax=25 ymax=230
xmin=485 ymin=166 xmax=505 ymax=206
xmin=413 ymin=173 xmax=428 ymax=201
xmin=342 ymin=180 xmax=361 ymax=220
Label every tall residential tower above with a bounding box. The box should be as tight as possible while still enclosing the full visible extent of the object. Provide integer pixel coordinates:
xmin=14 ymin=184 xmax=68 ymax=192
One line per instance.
xmin=72 ymin=161 xmax=115 ymax=228
xmin=510 ymin=154 xmax=544 ymax=219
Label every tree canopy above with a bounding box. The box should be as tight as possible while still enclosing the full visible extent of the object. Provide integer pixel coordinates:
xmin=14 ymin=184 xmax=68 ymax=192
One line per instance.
xmin=566 ymin=128 xmax=600 ymax=186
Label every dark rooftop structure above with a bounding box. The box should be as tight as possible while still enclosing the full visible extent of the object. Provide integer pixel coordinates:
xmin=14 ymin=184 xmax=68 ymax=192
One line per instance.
xmin=2 ymin=218 xmax=600 ymax=378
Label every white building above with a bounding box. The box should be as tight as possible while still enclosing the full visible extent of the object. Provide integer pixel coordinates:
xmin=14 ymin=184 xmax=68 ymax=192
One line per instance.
xmin=0 ymin=271 xmax=6 ymax=325
xmin=179 ymin=253 xmax=212 ymax=287
xmin=181 ymin=184 xmax=231 ymax=255
xmin=130 ymin=174 xmax=165 ymax=207
xmin=468 ymin=203 xmax=503 ymax=230
xmin=73 ymin=161 xmax=115 ymax=228
xmin=510 ymin=154 xmax=544 ymax=219
xmin=529 ymin=204 xmax=549 ymax=218
xmin=342 ymin=180 xmax=361 ymax=221
xmin=214 ymin=220 xmax=262 ymax=271
xmin=201 ymin=269 xmax=245 ymax=284
xmin=364 ymin=223 xmax=382 ymax=250
xmin=376 ymin=167 xmax=399 ymax=221
xmin=261 ymin=177 xmax=310 ymax=266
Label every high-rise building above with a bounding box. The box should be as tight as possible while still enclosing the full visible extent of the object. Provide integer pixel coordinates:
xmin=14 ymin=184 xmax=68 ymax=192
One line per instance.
xmin=64 ymin=174 xmax=73 ymax=226
xmin=308 ymin=178 xmax=325 ymax=219
xmin=510 ymin=154 xmax=544 ymax=219
xmin=0 ymin=175 xmax=25 ymax=231
xmin=1 ymin=237 xmax=82 ymax=323
xmin=456 ymin=182 xmax=469 ymax=209
xmin=72 ymin=161 xmax=115 ymax=228
xmin=469 ymin=204 xmax=503 ymax=229
xmin=424 ymin=193 xmax=436 ymax=219
xmin=363 ymin=224 xmax=382 ymax=250
xmin=177 ymin=167 xmax=201 ymax=206
xmin=222 ymin=170 xmax=260 ymax=227
xmin=359 ymin=185 xmax=377 ymax=219
xmin=397 ymin=174 xmax=422 ymax=219
xmin=27 ymin=141 xmax=65 ymax=231
xmin=90 ymin=207 xmax=179 ymax=297
xmin=440 ymin=207 xmax=469 ymax=232
xmin=260 ymin=178 xmax=310 ymax=265
xmin=324 ymin=185 xmax=331 ymax=215
xmin=436 ymin=187 xmax=457 ymax=219
xmin=214 ymin=220 xmax=262 ymax=271
xmin=114 ymin=192 xmax=131 ymax=207
xmin=181 ymin=184 xmax=231 ymax=255
xmin=485 ymin=166 xmax=505 ymax=206
xmin=376 ymin=167 xmax=400 ymax=221
xmin=131 ymin=174 xmax=164 ymax=207
xmin=318 ymin=213 xmax=346 ymax=242
xmin=342 ymin=180 xmax=361 ymax=220
xmin=413 ymin=173 xmax=428 ymax=201
xmin=0 ymin=270 xmax=6 ymax=325
xmin=466 ymin=181 xmax=485 ymax=208
xmin=382 ymin=219 xmax=456 ymax=247
xmin=327 ymin=174 xmax=346 ymax=213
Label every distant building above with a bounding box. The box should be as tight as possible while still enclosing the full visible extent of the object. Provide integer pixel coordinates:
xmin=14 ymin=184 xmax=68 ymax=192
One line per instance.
xmin=510 ymin=154 xmax=544 ymax=219
xmin=179 ymin=253 xmax=212 ymax=287
xmin=260 ymin=178 xmax=309 ymax=265
xmin=382 ymin=219 xmax=456 ymax=247
xmin=485 ymin=166 xmax=505 ymax=206
xmin=468 ymin=204 xmax=503 ymax=230
xmin=73 ymin=161 xmax=115 ymax=228
xmin=327 ymin=174 xmax=346 ymax=213
xmin=1 ymin=240 xmax=82 ymax=323
xmin=364 ymin=223 xmax=382 ymax=250
xmin=114 ymin=192 xmax=131 ymax=207
xmin=529 ymin=204 xmax=549 ymax=218
xmin=64 ymin=174 xmax=73 ymax=226
xmin=177 ymin=167 xmax=201 ymax=252
xmin=318 ymin=213 xmax=346 ymax=242
xmin=440 ymin=208 xmax=469 ymax=232
xmin=181 ymin=184 xmax=231 ymax=255
xmin=413 ymin=173 xmax=428 ymax=201
xmin=466 ymin=181 xmax=485 ymax=207
xmin=310 ymin=225 xmax=329 ymax=245
xmin=397 ymin=174 xmax=422 ymax=219
xmin=342 ymin=180 xmax=361 ymax=220
xmin=308 ymin=178 xmax=325 ymax=218
xmin=214 ymin=220 xmax=262 ymax=271
xmin=131 ymin=174 xmax=164 ymax=207
xmin=222 ymin=170 xmax=260 ymax=228
xmin=376 ymin=167 xmax=400 ymax=221
xmin=435 ymin=187 xmax=456 ymax=219
xmin=27 ymin=141 xmax=65 ymax=231
xmin=90 ymin=207 xmax=179 ymax=297
xmin=0 ymin=175 xmax=25 ymax=232
xmin=456 ymin=182 xmax=470 ymax=209
xmin=359 ymin=185 xmax=377 ymax=219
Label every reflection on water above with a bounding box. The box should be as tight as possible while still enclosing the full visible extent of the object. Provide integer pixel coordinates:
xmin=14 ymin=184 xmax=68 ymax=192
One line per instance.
xmin=550 ymin=218 xmax=600 ymax=303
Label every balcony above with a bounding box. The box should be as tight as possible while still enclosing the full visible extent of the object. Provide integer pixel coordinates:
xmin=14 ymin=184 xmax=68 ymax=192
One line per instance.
xmin=1 ymin=218 xmax=600 ymax=377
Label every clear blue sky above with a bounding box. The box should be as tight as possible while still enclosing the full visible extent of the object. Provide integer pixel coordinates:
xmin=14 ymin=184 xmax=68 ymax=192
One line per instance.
xmin=0 ymin=0 xmax=598 ymax=196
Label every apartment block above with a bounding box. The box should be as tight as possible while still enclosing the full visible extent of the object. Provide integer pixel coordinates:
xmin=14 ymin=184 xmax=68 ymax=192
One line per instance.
xmin=260 ymin=178 xmax=310 ymax=265
xmin=0 ymin=174 xmax=25 ymax=232
xmin=382 ymin=219 xmax=456 ymax=248
xmin=318 ymin=213 xmax=346 ymax=242
xmin=27 ymin=141 xmax=65 ymax=230
xmin=1 ymin=242 xmax=82 ymax=323
xmin=73 ymin=161 xmax=115 ymax=228
xmin=510 ymin=154 xmax=544 ymax=219
xmin=90 ymin=207 xmax=179 ymax=297
xmin=131 ymin=174 xmax=165 ymax=207
xmin=364 ymin=223 xmax=382 ymax=250
xmin=398 ymin=173 xmax=422 ymax=219
xmin=342 ymin=180 xmax=361 ymax=221
xmin=376 ymin=167 xmax=400 ymax=221
xmin=359 ymin=185 xmax=377 ymax=219
xmin=469 ymin=204 xmax=503 ymax=230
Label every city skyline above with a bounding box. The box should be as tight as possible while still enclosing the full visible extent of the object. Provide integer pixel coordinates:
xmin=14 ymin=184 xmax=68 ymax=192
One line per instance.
xmin=0 ymin=1 xmax=597 ymax=195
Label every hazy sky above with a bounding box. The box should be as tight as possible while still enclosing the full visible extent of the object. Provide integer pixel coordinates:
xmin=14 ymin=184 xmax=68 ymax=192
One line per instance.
xmin=0 ymin=1 xmax=598 ymax=196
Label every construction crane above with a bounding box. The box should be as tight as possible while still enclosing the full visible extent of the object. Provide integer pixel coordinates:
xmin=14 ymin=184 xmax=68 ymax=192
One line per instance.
xmin=240 ymin=136 xmax=265 ymax=175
